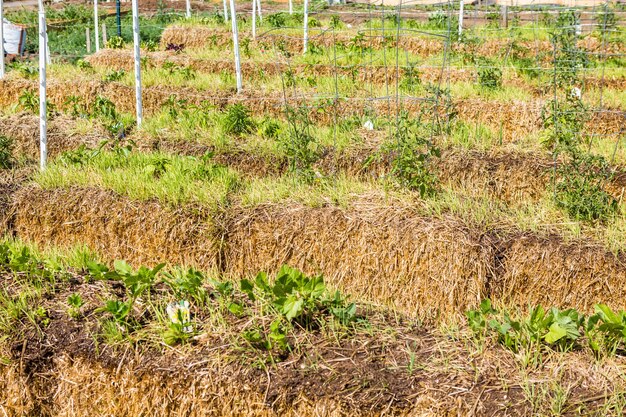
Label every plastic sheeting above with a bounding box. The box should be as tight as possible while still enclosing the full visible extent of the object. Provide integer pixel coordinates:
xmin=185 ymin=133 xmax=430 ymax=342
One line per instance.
xmin=2 ymin=18 xmax=26 ymax=56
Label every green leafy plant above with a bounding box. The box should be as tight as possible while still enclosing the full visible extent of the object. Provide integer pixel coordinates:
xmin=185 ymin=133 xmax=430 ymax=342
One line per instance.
xmin=76 ymin=59 xmax=93 ymax=71
xmin=91 ymin=260 xmax=165 ymax=326
xmin=67 ymin=293 xmax=85 ymax=319
xmin=400 ymin=63 xmax=421 ymax=92
xmin=103 ymin=69 xmax=126 ymax=82
xmin=162 ymin=62 xmax=196 ymax=80
xmin=18 ymin=90 xmax=39 ymax=113
xmin=63 ymin=95 xmax=89 ymax=118
xmin=387 ymin=111 xmax=440 ymax=197
xmin=106 ymin=36 xmax=125 ymax=49
xmin=257 ymin=117 xmax=282 ymax=139
xmin=595 ymin=6 xmax=618 ymax=30
xmin=554 ymin=154 xmax=619 ymax=223
xmin=478 ymin=64 xmax=502 ymax=89
xmin=237 ymin=266 xmax=357 ymax=352
xmin=468 ymin=300 xmax=584 ymax=352
xmin=329 ymin=14 xmax=343 ymax=29
xmin=141 ymin=40 xmax=159 ymax=52
xmin=280 ymin=105 xmax=320 ymax=177
xmin=267 ymin=12 xmax=287 ymax=28
xmin=144 ymin=156 xmax=170 ymax=179
xmin=11 ymin=62 xmax=38 ymax=79
xmin=221 ymin=103 xmax=255 ymax=136
xmin=162 ymin=268 xmax=207 ymax=306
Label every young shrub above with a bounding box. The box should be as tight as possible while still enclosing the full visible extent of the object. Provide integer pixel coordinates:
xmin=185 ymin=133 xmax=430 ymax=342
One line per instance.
xmin=478 ymin=64 xmax=502 ymax=90
xmin=386 ymin=111 xmax=440 ymax=197
xmin=540 ymin=95 xmax=587 ymax=153
xmin=18 ymin=90 xmax=39 ymax=114
xmin=258 ymin=117 xmax=282 ymax=139
xmin=267 ymin=12 xmax=287 ymax=28
xmin=221 ymin=103 xmax=255 ymax=136
xmin=105 ymin=36 xmax=125 ymax=49
xmin=280 ymin=106 xmax=320 ymax=177
xmin=554 ymin=154 xmax=619 ymax=223
xmin=400 ymin=63 xmax=421 ymax=92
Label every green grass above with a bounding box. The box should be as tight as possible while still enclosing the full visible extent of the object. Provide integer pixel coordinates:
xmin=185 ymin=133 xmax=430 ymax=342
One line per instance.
xmin=34 ymin=150 xmax=241 ymax=208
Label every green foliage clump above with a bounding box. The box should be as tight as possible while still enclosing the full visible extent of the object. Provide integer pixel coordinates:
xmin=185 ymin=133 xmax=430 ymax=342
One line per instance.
xmin=387 ymin=112 xmax=440 ymax=197
xmin=468 ymin=300 xmax=626 ymax=358
xmin=221 ymin=103 xmax=256 ymax=136
xmin=90 ymin=260 xmax=164 ymax=328
xmin=280 ymin=106 xmax=320 ymax=177
xmin=468 ymin=300 xmax=583 ymax=352
xmin=540 ymin=95 xmax=587 ymax=152
xmin=267 ymin=12 xmax=288 ymax=28
xmin=67 ymin=293 xmax=85 ymax=319
xmin=162 ymin=62 xmax=196 ymax=80
xmin=237 ymin=266 xmax=357 ymax=352
xmin=595 ymin=6 xmax=618 ymax=30
xmin=103 ymin=69 xmax=126 ymax=82
xmin=478 ymin=64 xmax=502 ymax=90
xmin=400 ymin=63 xmax=421 ymax=92
xmin=554 ymin=154 xmax=618 ymax=223
xmin=106 ymin=36 xmax=125 ymax=49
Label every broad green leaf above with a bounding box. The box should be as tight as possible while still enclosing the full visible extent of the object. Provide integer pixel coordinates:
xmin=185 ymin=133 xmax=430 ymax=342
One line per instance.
xmin=228 ymin=302 xmax=244 ymax=315
xmin=282 ymin=296 xmax=304 ymax=321
xmin=544 ymin=323 xmax=567 ymax=344
xmin=114 ymin=260 xmax=133 ymax=276
xmin=240 ymin=279 xmax=255 ymax=301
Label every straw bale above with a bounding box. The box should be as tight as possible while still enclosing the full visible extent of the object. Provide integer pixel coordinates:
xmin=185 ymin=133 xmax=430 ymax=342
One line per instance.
xmin=2 ymin=77 xmax=623 ymax=138
xmin=224 ymin=199 xmax=493 ymax=316
xmin=0 ymin=113 xmax=107 ymax=160
xmin=434 ymin=148 xmax=552 ymax=202
xmin=159 ymin=27 xmax=626 ymax=58
xmin=10 ymin=186 xmax=218 ymax=268
xmin=491 ymin=232 xmax=626 ymax=313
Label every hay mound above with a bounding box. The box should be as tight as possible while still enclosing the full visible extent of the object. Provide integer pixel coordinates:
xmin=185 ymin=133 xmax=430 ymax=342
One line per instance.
xmin=10 ymin=186 xmax=218 ymax=268
xmin=491 ymin=232 xmax=626 ymax=312
xmin=0 ymin=113 xmax=107 ymax=160
xmin=224 ymin=199 xmax=493 ymax=316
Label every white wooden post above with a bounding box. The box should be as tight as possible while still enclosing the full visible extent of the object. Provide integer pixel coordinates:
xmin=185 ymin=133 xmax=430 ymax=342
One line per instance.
xmin=229 ymin=0 xmax=242 ymax=92
xmin=252 ymin=0 xmax=256 ymax=39
xmin=102 ymin=22 xmax=107 ymax=45
xmin=38 ymin=0 xmax=47 ymax=170
xmin=132 ymin=0 xmax=143 ymax=126
xmin=223 ymin=0 xmax=229 ymax=21
xmin=303 ymin=0 xmax=308 ymax=54
xmin=458 ymin=0 xmax=464 ymax=36
xmin=289 ymin=0 xmax=292 ymax=14
xmin=0 ymin=0 xmax=5 ymax=79
xmin=186 ymin=0 xmax=191 ymax=18
xmin=94 ymin=0 xmax=100 ymax=52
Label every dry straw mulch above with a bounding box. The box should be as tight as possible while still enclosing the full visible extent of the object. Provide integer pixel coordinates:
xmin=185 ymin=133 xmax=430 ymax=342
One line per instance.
xmin=159 ymin=26 xmax=626 ymax=58
xmin=0 ymin=113 xmax=108 ymax=160
xmin=492 ymin=232 xmax=626 ymax=313
xmin=224 ymin=202 xmax=493 ymax=316
xmin=2 ymin=78 xmax=623 ymax=140
xmin=1 ymin=273 xmax=623 ymax=417
xmin=7 ymin=184 xmax=626 ymax=316
xmin=10 ymin=186 xmax=219 ymax=268
xmin=86 ymin=48 xmax=626 ymax=92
